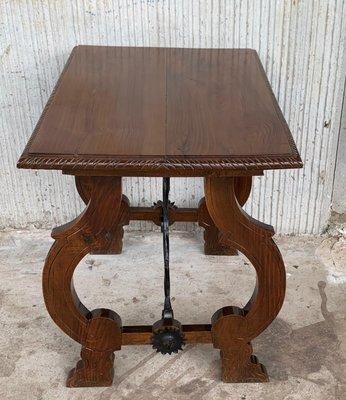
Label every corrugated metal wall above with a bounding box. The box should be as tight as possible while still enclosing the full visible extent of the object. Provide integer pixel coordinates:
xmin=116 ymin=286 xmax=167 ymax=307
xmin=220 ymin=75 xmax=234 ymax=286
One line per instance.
xmin=1 ymin=0 xmax=346 ymax=234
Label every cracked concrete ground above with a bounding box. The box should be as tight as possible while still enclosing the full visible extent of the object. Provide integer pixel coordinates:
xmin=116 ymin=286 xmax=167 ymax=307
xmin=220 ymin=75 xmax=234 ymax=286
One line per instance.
xmin=0 ymin=230 xmax=345 ymax=399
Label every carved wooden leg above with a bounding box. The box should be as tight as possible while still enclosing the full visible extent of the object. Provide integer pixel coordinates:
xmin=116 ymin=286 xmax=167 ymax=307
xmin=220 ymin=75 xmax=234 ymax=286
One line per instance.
xmin=205 ymin=177 xmax=286 ymax=382
xmin=43 ymin=176 xmax=123 ymax=387
xmin=198 ymin=176 xmax=252 ymax=255
xmin=75 ymin=176 xmax=130 ymax=254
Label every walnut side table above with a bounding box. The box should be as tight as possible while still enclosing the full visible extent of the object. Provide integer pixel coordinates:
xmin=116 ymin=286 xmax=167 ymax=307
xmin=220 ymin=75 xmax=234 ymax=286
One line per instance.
xmin=17 ymin=46 xmax=302 ymax=387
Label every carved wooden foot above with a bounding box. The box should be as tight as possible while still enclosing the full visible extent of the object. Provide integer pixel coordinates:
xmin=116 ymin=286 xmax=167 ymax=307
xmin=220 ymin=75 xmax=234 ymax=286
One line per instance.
xmin=211 ymin=307 xmax=268 ymax=382
xmin=67 ymin=348 xmax=115 ymax=387
xmin=43 ymin=176 xmax=124 ymax=387
xmin=198 ymin=176 xmax=252 ymax=255
xmin=67 ymin=309 xmax=122 ymax=387
xmin=205 ymin=177 xmax=285 ymax=383
xmin=220 ymin=344 xmax=268 ymax=383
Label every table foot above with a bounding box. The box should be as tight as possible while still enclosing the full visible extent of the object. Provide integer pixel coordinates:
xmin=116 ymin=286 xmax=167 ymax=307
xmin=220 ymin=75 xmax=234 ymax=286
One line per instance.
xmin=212 ymin=307 xmax=268 ymax=383
xmin=67 ymin=308 xmax=122 ymax=387
xmin=220 ymin=345 xmax=268 ymax=383
xmin=67 ymin=348 xmax=115 ymax=387
xmin=205 ymin=177 xmax=285 ymax=382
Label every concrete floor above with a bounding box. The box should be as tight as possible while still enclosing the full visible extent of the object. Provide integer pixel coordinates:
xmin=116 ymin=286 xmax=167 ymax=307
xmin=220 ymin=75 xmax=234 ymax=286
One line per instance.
xmin=0 ymin=230 xmax=345 ymax=400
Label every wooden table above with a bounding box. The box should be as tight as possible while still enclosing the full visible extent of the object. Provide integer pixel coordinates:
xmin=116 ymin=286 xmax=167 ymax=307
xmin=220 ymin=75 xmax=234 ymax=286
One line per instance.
xmin=18 ymin=46 xmax=302 ymax=387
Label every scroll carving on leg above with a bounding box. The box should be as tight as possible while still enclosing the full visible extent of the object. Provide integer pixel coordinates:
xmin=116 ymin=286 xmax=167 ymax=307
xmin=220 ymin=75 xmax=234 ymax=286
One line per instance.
xmin=75 ymin=176 xmax=130 ymax=255
xmin=198 ymin=176 xmax=252 ymax=255
xmin=43 ymin=176 xmax=124 ymax=387
xmin=204 ymin=177 xmax=286 ymax=383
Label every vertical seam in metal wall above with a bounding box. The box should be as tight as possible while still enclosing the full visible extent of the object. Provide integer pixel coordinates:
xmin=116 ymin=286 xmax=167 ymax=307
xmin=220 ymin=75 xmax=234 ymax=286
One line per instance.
xmin=305 ymin=0 xmax=329 ymax=233
xmin=312 ymin=0 xmax=338 ymax=232
xmin=295 ymin=0 xmax=319 ymax=233
xmin=330 ymin=78 xmax=346 ymax=210
xmin=321 ymin=0 xmax=346 ymax=225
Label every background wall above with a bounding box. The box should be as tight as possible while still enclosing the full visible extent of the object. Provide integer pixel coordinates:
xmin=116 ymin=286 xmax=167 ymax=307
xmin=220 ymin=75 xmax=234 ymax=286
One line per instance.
xmin=331 ymin=85 xmax=346 ymax=223
xmin=1 ymin=0 xmax=346 ymax=234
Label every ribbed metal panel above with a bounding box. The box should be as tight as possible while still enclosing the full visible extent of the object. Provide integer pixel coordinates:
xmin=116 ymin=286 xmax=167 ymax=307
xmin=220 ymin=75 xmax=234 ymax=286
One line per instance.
xmin=1 ymin=0 xmax=345 ymax=233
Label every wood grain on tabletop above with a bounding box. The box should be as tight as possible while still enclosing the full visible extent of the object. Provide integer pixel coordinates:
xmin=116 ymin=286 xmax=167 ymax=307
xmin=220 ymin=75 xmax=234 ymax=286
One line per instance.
xmin=18 ymin=46 xmax=301 ymax=175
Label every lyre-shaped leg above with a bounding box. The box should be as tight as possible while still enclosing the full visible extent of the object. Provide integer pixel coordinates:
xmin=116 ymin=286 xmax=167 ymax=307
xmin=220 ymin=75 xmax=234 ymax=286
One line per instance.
xmin=198 ymin=176 xmax=252 ymax=255
xmin=205 ymin=177 xmax=286 ymax=382
xmin=43 ymin=176 xmax=123 ymax=387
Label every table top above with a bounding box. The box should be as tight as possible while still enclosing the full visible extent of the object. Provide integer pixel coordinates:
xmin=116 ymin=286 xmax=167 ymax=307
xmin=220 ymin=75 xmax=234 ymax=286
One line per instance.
xmin=18 ymin=45 xmax=302 ymax=177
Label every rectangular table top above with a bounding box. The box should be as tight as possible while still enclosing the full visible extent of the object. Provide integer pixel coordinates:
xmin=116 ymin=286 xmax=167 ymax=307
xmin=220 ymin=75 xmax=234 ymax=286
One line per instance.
xmin=18 ymin=45 xmax=302 ymax=177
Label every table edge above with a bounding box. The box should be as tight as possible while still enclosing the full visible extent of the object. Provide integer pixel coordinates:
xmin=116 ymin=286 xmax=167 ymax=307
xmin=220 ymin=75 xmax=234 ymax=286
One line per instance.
xmin=17 ymin=46 xmax=303 ymax=175
xmin=17 ymin=153 xmax=303 ymax=173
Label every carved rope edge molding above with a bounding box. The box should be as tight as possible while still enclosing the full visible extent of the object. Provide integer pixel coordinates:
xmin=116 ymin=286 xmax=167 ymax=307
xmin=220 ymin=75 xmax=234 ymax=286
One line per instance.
xmin=17 ymin=155 xmax=303 ymax=171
